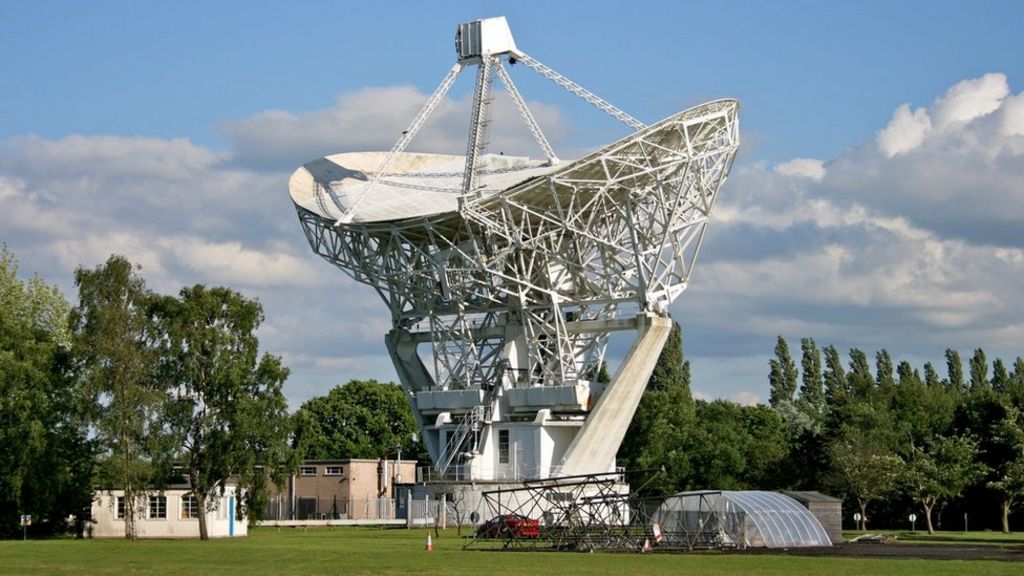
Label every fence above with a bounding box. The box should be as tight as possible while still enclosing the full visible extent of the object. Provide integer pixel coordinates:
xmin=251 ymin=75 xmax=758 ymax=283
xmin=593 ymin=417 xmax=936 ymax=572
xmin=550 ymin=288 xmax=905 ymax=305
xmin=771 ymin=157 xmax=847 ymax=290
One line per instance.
xmin=264 ymin=494 xmax=447 ymax=524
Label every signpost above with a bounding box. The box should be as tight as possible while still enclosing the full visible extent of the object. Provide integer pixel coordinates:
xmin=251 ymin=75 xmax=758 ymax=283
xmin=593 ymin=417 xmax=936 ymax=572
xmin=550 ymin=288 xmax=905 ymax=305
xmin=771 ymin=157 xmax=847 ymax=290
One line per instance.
xmin=853 ymin=512 xmax=862 ymax=531
xmin=909 ymin=513 xmax=917 ymax=533
xmin=20 ymin=514 xmax=31 ymax=540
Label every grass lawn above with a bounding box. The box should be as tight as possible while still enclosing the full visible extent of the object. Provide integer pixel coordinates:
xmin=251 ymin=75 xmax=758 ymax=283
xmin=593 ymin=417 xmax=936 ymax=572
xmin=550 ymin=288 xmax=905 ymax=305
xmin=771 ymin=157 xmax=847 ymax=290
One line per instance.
xmin=0 ymin=526 xmax=1021 ymax=576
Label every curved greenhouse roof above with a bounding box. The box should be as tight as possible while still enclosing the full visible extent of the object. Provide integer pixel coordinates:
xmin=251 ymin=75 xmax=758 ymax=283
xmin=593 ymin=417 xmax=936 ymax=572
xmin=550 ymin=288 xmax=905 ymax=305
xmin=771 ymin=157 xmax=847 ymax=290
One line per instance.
xmin=652 ymin=490 xmax=832 ymax=549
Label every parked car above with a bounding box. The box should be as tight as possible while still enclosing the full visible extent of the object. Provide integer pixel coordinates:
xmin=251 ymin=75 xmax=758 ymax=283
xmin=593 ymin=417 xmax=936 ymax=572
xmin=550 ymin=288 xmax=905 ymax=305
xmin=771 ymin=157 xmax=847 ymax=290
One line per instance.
xmin=476 ymin=514 xmax=541 ymax=539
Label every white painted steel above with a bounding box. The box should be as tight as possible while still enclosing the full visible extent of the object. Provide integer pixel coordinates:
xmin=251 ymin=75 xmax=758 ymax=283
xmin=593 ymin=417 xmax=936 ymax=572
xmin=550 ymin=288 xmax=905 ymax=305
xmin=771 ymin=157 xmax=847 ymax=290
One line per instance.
xmin=289 ymin=16 xmax=740 ymax=482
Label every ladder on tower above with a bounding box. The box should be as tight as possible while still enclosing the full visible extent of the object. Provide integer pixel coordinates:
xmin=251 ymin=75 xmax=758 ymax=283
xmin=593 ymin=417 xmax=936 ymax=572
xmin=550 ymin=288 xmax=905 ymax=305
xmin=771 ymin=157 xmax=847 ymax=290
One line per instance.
xmin=435 ymin=406 xmax=486 ymax=478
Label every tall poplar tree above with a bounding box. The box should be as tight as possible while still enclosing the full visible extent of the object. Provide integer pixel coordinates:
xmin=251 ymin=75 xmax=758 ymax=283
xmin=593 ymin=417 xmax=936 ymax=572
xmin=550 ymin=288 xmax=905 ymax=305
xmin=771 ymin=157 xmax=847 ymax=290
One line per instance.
xmin=799 ymin=338 xmax=825 ymax=420
xmin=769 ymin=336 xmax=799 ymax=407
xmin=969 ymin=348 xmax=990 ymax=391
xmin=945 ymin=349 xmax=965 ymax=393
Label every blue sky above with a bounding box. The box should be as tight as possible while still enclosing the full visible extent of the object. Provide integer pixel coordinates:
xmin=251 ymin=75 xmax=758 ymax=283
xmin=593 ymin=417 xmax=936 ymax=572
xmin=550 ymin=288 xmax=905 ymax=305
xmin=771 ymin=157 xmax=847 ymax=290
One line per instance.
xmin=2 ymin=1 xmax=1023 ymax=406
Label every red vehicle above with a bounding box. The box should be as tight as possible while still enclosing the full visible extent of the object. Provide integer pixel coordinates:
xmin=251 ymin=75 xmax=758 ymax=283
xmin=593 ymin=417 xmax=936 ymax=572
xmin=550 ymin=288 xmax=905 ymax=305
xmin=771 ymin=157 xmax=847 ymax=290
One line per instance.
xmin=476 ymin=514 xmax=541 ymax=539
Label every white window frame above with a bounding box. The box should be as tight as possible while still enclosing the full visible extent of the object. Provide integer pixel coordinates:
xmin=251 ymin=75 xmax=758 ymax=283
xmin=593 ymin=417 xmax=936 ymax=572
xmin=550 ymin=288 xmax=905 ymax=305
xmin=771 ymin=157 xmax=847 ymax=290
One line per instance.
xmin=498 ymin=429 xmax=510 ymax=464
xmin=324 ymin=466 xmax=344 ymax=476
xmin=149 ymin=495 xmax=167 ymax=519
xmin=300 ymin=466 xmax=317 ymax=476
xmin=181 ymin=494 xmax=200 ymax=519
xmin=115 ymin=496 xmax=126 ymax=520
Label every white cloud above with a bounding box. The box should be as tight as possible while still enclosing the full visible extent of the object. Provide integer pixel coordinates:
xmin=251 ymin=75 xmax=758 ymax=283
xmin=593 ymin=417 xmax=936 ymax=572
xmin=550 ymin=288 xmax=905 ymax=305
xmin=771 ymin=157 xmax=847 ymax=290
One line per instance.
xmin=931 ymin=73 xmax=1008 ymax=132
xmin=5 ymin=72 xmax=1024 ymax=409
xmin=220 ymin=86 xmax=568 ymax=170
xmin=774 ymin=157 xmax=826 ymax=181
xmin=674 ymin=72 xmax=1024 ymax=405
xmin=875 ymin=73 xmax=1018 ymax=159
xmin=998 ymin=91 xmax=1024 ymax=137
xmin=730 ymin=391 xmax=762 ymax=406
xmin=162 ymin=237 xmax=321 ymax=289
xmin=877 ymin=103 xmax=931 ymax=157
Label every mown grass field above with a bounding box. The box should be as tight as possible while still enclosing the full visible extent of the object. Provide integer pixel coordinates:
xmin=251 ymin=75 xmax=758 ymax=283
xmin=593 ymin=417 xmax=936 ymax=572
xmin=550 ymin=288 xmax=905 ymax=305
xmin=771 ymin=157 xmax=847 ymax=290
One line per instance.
xmin=1 ymin=527 xmax=1022 ymax=576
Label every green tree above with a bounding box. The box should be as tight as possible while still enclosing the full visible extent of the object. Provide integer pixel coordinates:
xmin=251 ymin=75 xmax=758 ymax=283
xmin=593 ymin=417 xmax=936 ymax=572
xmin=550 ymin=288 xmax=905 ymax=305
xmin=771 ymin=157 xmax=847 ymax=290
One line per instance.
xmin=902 ymin=435 xmax=987 ymax=534
xmin=620 ymin=321 xmax=693 ymax=495
xmin=740 ymin=404 xmax=790 ymax=488
xmin=647 ymin=322 xmax=689 ymax=394
xmin=798 ymin=338 xmax=825 ymax=422
xmin=296 ymin=380 xmax=424 ymax=461
xmin=992 ymin=358 xmax=1010 ymax=393
xmin=72 ymin=255 xmax=163 ymax=540
xmin=875 ymin=349 xmax=896 ymax=403
xmin=829 ymin=429 xmax=902 ymax=530
xmin=823 ymin=345 xmax=849 ymax=409
xmin=687 ymin=400 xmax=749 ymax=490
xmin=945 ymin=349 xmax=965 ymax=394
xmin=768 ymin=336 xmax=798 ymax=408
xmin=0 ymin=246 xmax=92 ymax=537
xmin=969 ymin=348 xmax=989 ymax=391
xmin=923 ymin=362 xmax=941 ymax=389
xmin=847 ymin=348 xmax=874 ymax=401
xmin=988 ymin=407 xmax=1024 ymax=533
xmin=892 ymin=361 xmax=929 ymax=443
xmin=151 ymin=285 xmax=296 ymax=539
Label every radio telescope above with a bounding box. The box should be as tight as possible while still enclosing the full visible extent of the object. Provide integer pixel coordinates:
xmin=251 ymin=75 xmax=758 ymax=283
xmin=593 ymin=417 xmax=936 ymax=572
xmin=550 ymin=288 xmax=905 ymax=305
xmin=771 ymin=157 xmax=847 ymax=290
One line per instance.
xmin=289 ymin=17 xmax=739 ymax=482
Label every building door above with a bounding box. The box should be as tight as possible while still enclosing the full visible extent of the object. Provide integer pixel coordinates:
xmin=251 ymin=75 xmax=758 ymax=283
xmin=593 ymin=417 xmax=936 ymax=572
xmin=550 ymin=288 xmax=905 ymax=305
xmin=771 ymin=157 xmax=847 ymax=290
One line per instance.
xmin=394 ymin=484 xmax=413 ymax=520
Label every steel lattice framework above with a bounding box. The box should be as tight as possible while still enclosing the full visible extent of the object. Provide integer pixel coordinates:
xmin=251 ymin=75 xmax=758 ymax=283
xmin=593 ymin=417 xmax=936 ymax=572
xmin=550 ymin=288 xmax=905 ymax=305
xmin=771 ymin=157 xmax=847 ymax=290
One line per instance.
xmin=296 ymin=100 xmax=738 ymax=386
xmin=290 ymin=17 xmax=740 ymax=480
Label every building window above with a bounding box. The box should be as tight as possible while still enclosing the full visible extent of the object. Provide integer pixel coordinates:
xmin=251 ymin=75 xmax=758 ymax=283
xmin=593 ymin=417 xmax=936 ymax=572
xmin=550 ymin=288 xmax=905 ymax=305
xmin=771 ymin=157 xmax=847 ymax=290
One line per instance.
xmin=498 ymin=429 xmax=510 ymax=464
xmin=149 ymin=495 xmax=167 ymax=519
xmin=181 ymin=495 xmax=200 ymax=519
xmin=325 ymin=466 xmax=343 ymax=476
xmin=300 ymin=466 xmax=316 ymax=476
xmin=116 ymin=496 xmax=126 ymax=519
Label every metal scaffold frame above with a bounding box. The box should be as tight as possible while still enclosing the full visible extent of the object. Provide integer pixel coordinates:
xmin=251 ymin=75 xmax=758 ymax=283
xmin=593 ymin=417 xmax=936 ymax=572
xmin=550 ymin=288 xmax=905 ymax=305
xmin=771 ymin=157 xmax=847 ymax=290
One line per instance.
xmin=464 ymin=471 xmax=659 ymax=552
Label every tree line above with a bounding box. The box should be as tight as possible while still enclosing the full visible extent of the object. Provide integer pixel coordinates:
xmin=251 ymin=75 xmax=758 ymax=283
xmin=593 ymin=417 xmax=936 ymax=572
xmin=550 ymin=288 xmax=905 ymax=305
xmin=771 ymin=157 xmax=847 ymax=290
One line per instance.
xmin=1 ymin=248 xmax=295 ymax=539
xmin=619 ymin=325 xmax=1024 ymax=533
xmin=6 ymin=243 xmax=1023 ymax=537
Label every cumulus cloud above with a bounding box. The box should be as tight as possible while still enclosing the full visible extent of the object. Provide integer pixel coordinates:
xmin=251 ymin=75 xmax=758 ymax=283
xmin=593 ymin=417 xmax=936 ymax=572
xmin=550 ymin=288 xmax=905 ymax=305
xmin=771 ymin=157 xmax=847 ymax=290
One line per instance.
xmin=162 ymin=237 xmax=321 ymax=288
xmin=0 ymin=131 xmax=392 ymax=407
xmin=876 ymin=72 xmax=1016 ymax=158
xmin=677 ymin=72 xmax=1024 ymax=406
xmin=5 ymin=72 xmax=1023 ymax=408
xmin=774 ymin=157 xmax=826 ymax=181
xmin=931 ymin=73 xmax=1009 ymax=132
xmin=221 ymin=86 xmax=569 ymax=170
xmin=877 ymin=104 xmax=931 ymax=157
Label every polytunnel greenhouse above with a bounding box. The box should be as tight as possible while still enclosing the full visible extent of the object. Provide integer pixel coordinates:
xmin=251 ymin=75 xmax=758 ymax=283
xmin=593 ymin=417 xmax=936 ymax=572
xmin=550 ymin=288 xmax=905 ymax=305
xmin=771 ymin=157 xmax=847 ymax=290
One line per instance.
xmin=651 ymin=490 xmax=832 ymax=550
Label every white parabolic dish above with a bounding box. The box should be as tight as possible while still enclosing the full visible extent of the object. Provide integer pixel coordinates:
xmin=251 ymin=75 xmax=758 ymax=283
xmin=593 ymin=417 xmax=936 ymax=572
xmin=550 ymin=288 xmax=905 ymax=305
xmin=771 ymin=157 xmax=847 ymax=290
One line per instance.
xmin=289 ymin=98 xmax=739 ymax=228
xmin=288 ymin=15 xmax=741 ymax=483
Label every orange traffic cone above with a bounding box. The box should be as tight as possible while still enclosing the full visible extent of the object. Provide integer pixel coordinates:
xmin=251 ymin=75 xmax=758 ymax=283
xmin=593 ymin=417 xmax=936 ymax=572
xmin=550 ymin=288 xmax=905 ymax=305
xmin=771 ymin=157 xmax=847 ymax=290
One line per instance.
xmin=425 ymin=533 xmax=433 ymax=552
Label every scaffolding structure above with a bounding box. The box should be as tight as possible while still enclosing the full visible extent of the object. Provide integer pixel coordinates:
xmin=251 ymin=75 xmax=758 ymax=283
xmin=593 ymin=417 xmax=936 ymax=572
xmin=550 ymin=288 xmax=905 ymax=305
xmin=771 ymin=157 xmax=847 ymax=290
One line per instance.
xmin=464 ymin=471 xmax=654 ymax=552
xmin=465 ymin=481 xmax=833 ymax=553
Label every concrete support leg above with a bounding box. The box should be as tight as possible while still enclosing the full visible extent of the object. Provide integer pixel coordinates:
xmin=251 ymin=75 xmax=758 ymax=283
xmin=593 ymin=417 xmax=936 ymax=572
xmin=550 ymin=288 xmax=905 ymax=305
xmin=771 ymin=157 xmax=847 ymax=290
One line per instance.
xmin=558 ymin=314 xmax=672 ymax=476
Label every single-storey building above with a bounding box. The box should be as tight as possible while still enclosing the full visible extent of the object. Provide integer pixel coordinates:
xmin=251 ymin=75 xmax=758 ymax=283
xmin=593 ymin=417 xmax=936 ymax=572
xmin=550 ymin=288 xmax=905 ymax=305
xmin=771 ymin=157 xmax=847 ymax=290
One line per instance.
xmin=781 ymin=490 xmax=843 ymax=544
xmin=90 ymin=484 xmax=245 ymax=539
xmin=265 ymin=458 xmax=417 ymax=520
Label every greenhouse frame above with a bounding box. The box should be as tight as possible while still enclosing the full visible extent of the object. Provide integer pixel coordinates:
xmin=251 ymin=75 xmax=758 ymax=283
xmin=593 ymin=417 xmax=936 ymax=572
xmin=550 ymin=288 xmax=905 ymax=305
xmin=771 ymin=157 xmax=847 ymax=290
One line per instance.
xmin=651 ymin=490 xmax=833 ymax=550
